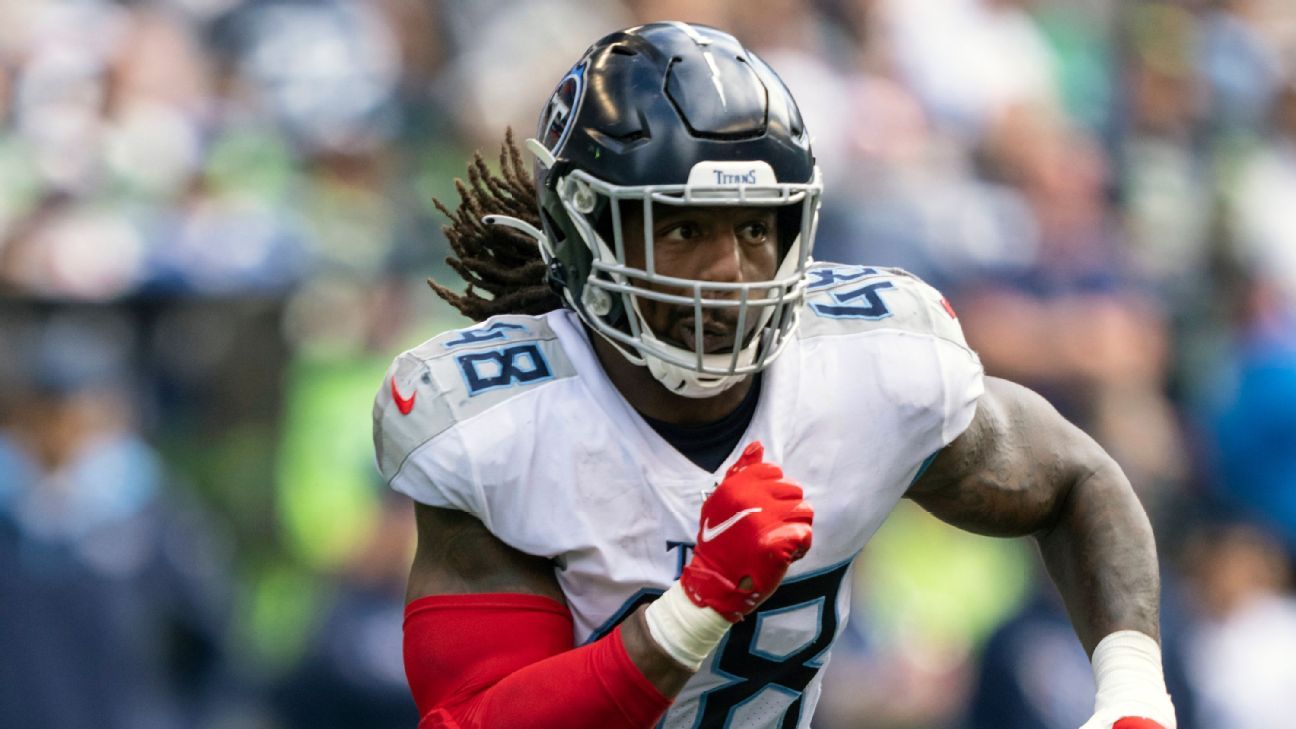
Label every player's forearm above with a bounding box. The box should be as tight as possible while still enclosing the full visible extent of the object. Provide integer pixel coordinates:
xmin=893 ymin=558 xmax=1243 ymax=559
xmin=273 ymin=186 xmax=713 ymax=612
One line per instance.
xmin=1038 ymin=463 xmax=1178 ymax=728
xmin=405 ymin=594 xmax=675 ymax=729
xmin=1034 ymin=458 xmax=1161 ymax=655
xmin=623 ymin=605 xmax=698 ymax=695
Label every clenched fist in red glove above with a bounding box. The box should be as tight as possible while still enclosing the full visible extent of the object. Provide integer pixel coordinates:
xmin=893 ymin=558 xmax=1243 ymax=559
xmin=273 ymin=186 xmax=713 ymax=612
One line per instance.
xmin=643 ymin=442 xmax=814 ymax=670
xmin=1112 ymin=719 xmax=1166 ymax=729
xmin=680 ymin=442 xmax=814 ymax=622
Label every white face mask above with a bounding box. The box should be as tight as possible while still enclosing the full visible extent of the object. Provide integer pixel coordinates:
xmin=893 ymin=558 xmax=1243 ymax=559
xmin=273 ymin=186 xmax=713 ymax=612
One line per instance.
xmin=488 ymin=147 xmax=823 ymax=398
xmin=555 ymin=160 xmax=822 ymax=397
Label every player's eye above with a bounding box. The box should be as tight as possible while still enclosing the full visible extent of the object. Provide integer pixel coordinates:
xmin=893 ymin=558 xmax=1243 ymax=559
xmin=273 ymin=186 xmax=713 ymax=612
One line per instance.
xmin=659 ymin=222 xmax=702 ymax=241
xmin=737 ymin=220 xmax=770 ymax=245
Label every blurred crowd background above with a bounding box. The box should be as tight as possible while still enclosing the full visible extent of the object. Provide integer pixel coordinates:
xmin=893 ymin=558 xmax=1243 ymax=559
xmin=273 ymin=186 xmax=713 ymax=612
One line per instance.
xmin=2 ymin=0 xmax=1295 ymax=728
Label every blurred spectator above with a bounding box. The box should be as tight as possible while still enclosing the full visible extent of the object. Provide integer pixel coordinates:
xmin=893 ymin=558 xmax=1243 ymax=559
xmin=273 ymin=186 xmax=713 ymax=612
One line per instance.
xmin=1207 ymin=282 xmax=1296 ymax=552
xmin=440 ymin=0 xmax=631 ymax=147
xmin=883 ymin=0 xmax=1062 ymax=138
xmin=1117 ymin=2 xmax=1215 ymax=295
xmin=224 ymin=0 xmax=402 ymax=155
xmin=958 ymin=106 xmax=1187 ymax=506
xmin=0 ymin=310 xmax=232 ymax=729
xmin=1198 ymin=0 xmax=1286 ymax=135
xmin=1179 ymin=519 xmax=1296 ymax=729
xmin=813 ymin=0 xmax=1042 ymax=286
xmin=1233 ymin=76 xmax=1296 ymax=302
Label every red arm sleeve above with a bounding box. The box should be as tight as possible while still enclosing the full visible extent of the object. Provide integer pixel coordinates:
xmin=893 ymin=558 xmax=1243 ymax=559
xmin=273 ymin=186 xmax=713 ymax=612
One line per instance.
xmin=405 ymin=593 xmax=673 ymax=729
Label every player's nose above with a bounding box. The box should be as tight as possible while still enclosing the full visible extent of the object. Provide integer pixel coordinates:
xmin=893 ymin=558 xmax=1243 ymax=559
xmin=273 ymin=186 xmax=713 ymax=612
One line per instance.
xmin=695 ymin=230 xmax=745 ymax=288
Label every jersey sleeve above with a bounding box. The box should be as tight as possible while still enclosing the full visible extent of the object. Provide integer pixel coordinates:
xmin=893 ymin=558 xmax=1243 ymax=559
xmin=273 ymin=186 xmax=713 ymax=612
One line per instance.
xmin=372 ymin=314 xmax=578 ymax=527
xmin=900 ymin=273 xmax=983 ymax=447
xmin=372 ymin=352 xmax=486 ymax=517
xmin=800 ymin=264 xmax=985 ymax=455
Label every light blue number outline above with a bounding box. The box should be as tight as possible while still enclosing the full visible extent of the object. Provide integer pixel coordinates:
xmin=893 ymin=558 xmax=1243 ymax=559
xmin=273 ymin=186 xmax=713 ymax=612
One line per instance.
xmin=688 ymin=557 xmax=854 ymax=729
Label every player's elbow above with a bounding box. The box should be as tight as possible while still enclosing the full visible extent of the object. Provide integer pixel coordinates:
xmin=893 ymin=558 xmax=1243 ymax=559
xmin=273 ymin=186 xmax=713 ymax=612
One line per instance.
xmin=1038 ymin=451 xmax=1142 ymax=542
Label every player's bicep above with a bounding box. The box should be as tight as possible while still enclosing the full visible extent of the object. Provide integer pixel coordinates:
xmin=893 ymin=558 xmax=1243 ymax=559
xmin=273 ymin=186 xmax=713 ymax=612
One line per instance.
xmin=905 ymin=377 xmax=1103 ymax=538
xmin=407 ymin=502 xmax=566 ymax=605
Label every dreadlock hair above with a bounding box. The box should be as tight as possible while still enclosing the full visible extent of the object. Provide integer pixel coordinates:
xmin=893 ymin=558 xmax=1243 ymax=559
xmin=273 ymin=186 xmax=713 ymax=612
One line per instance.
xmin=429 ymin=128 xmax=562 ymax=321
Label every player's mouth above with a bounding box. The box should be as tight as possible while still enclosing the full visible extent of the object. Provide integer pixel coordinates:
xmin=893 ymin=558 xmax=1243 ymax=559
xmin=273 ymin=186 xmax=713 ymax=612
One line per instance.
xmin=674 ymin=317 xmax=736 ymax=354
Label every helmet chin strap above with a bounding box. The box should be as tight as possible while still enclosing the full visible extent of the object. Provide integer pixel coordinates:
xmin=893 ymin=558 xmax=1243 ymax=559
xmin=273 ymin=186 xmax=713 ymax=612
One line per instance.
xmin=640 ymin=334 xmax=754 ymax=398
xmin=645 ymin=357 xmax=745 ymax=398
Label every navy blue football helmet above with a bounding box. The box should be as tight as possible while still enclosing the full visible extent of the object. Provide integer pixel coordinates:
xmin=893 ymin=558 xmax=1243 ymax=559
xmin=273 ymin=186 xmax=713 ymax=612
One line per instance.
xmin=490 ymin=22 xmax=822 ymax=397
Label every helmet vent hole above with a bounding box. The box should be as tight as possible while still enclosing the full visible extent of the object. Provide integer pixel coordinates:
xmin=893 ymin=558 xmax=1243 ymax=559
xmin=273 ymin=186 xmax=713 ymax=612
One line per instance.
xmin=609 ymin=44 xmax=637 ymax=56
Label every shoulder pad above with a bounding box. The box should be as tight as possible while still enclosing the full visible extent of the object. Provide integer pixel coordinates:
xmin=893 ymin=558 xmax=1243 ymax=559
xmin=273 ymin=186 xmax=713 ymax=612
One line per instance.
xmin=798 ymin=264 xmax=969 ymax=349
xmin=372 ymin=314 xmax=576 ymax=481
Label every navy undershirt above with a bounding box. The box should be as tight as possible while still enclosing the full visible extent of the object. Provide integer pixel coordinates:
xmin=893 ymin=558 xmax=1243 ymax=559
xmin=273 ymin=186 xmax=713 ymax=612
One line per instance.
xmin=639 ymin=374 xmax=763 ymax=473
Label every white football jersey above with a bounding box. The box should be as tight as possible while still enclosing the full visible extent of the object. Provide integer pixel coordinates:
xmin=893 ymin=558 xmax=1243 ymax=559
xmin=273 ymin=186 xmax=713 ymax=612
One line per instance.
xmin=373 ymin=264 xmax=984 ymax=728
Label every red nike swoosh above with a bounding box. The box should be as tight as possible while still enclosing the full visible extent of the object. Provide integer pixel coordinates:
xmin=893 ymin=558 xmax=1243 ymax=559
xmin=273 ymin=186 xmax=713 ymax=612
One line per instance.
xmin=391 ymin=377 xmax=416 ymax=415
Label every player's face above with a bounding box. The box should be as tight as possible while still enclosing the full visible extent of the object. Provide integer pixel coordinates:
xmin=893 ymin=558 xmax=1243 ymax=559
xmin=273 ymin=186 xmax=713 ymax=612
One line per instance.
xmin=621 ymin=204 xmax=780 ymax=354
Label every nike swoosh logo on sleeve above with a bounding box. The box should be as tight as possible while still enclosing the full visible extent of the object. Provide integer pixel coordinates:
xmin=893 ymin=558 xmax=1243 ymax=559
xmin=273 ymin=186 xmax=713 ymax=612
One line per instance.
xmin=701 ymin=508 xmax=762 ymax=542
xmin=391 ymin=377 xmax=417 ymax=415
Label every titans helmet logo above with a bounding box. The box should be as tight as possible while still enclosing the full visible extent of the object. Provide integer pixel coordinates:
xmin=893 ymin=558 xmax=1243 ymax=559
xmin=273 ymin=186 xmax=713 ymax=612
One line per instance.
xmin=539 ymin=63 xmax=585 ymax=155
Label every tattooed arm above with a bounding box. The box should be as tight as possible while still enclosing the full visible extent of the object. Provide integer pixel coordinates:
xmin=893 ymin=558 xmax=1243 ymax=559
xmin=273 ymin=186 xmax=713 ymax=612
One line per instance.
xmin=905 ymin=377 xmax=1160 ymax=654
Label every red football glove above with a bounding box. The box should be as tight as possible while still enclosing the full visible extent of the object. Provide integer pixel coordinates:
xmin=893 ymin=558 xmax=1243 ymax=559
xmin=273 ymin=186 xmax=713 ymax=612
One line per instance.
xmin=680 ymin=442 xmax=813 ymax=622
xmin=1113 ymin=720 xmax=1165 ymax=729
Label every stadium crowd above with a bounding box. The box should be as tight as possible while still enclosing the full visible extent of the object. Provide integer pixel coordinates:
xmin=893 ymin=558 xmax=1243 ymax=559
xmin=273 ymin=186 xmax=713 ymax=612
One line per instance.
xmin=1 ymin=1 xmax=1295 ymax=728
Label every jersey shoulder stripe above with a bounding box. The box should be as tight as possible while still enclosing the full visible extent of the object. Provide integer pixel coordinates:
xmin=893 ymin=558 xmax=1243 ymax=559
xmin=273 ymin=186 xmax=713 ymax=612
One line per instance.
xmin=372 ymin=313 xmax=576 ymax=482
xmin=798 ymin=263 xmax=971 ymax=351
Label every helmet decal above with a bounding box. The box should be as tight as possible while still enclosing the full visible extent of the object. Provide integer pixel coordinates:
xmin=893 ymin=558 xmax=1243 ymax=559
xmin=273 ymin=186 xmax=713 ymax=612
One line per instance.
xmin=539 ymin=62 xmax=586 ymax=156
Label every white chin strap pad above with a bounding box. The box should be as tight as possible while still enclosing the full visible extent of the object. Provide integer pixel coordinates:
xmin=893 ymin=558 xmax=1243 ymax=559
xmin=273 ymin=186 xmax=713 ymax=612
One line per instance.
xmin=645 ymin=355 xmax=745 ymax=399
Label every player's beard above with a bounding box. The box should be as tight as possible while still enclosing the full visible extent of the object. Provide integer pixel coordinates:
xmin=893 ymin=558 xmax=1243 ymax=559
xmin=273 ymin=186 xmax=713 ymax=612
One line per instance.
xmin=661 ymin=302 xmax=767 ymax=356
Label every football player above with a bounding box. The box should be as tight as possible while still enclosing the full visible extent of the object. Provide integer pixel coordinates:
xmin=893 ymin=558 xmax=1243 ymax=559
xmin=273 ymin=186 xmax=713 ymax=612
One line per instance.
xmin=374 ymin=22 xmax=1176 ymax=729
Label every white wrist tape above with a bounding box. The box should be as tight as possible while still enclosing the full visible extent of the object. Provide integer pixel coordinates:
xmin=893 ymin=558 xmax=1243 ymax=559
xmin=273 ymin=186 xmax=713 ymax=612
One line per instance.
xmin=1090 ymin=630 xmax=1176 ymax=726
xmin=643 ymin=581 xmax=732 ymax=671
